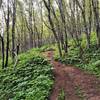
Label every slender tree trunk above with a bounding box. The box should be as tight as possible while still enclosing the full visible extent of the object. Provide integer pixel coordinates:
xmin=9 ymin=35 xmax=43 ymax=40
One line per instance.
xmin=12 ymin=0 xmax=16 ymax=63
xmin=29 ymin=0 xmax=33 ymax=48
xmin=58 ymin=0 xmax=68 ymax=53
xmin=0 ymin=0 xmax=2 ymax=7
xmin=40 ymin=2 xmax=43 ymax=47
xmin=0 ymin=36 xmax=5 ymax=69
xmin=43 ymin=0 xmax=62 ymax=57
xmin=92 ymin=0 xmax=100 ymax=47
xmin=5 ymin=0 xmax=10 ymax=68
xmin=82 ymin=12 xmax=90 ymax=48
xmin=75 ymin=0 xmax=91 ymax=48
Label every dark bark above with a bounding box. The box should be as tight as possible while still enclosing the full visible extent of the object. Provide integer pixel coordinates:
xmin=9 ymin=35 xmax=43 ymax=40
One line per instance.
xmin=43 ymin=0 xmax=62 ymax=57
xmin=12 ymin=0 xmax=16 ymax=63
xmin=92 ymin=0 xmax=100 ymax=47
xmin=58 ymin=0 xmax=68 ymax=53
xmin=5 ymin=0 xmax=10 ymax=68
xmin=0 ymin=35 xmax=5 ymax=69
xmin=0 ymin=0 xmax=2 ymax=7
xmin=75 ymin=0 xmax=91 ymax=48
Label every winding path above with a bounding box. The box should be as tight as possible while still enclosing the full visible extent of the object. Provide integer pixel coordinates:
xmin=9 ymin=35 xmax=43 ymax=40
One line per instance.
xmin=44 ymin=51 xmax=100 ymax=100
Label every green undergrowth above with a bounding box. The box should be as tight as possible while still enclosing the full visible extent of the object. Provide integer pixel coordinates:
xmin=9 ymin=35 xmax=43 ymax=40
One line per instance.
xmin=58 ymin=89 xmax=65 ymax=100
xmin=39 ymin=37 xmax=100 ymax=77
xmin=0 ymin=48 xmax=41 ymax=69
xmin=55 ymin=45 xmax=100 ymax=77
xmin=75 ymin=86 xmax=86 ymax=100
xmin=0 ymin=48 xmax=54 ymax=100
xmin=52 ymin=33 xmax=100 ymax=77
xmin=39 ymin=44 xmax=57 ymax=52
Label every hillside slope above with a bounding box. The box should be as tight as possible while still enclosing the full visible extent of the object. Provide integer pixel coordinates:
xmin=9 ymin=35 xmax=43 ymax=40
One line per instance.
xmin=0 ymin=49 xmax=53 ymax=100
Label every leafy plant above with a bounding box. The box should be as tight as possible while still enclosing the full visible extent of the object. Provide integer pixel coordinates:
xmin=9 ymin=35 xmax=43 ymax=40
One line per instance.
xmin=58 ymin=89 xmax=65 ymax=100
xmin=54 ymin=45 xmax=100 ymax=77
xmin=0 ymin=49 xmax=54 ymax=100
xmin=75 ymin=86 xmax=85 ymax=100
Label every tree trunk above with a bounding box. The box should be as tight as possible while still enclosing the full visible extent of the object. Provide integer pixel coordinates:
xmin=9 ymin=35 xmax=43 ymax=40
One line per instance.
xmin=92 ymin=0 xmax=100 ymax=47
xmin=5 ymin=0 xmax=10 ymax=68
xmin=12 ymin=0 xmax=16 ymax=63
xmin=43 ymin=0 xmax=62 ymax=57
xmin=0 ymin=36 xmax=5 ymax=69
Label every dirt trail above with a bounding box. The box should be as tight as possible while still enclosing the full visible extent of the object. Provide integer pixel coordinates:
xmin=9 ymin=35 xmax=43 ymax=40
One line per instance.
xmin=44 ymin=51 xmax=100 ymax=100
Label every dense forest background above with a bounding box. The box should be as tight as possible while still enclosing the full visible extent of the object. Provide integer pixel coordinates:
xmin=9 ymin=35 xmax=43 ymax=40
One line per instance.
xmin=0 ymin=0 xmax=100 ymax=68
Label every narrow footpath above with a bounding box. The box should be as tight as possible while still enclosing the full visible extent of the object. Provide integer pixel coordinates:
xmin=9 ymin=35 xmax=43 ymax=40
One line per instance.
xmin=45 ymin=51 xmax=100 ymax=100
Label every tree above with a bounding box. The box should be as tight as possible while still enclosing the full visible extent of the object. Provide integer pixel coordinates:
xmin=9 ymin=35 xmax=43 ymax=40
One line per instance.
xmin=75 ymin=0 xmax=91 ymax=48
xmin=12 ymin=0 xmax=16 ymax=63
xmin=5 ymin=0 xmax=10 ymax=67
xmin=92 ymin=0 xmax=100 ymax=47
xmin=0 ymin=0 xmax=2 ymax=7
xmin=57 ymin=0 xmax=68 ymax=53
xmin=0 ymin=1 xmax=5 ymax=69
xmin=28 ymin=0 xmax=33 ymax=48
xmin=43 ymin=0 xmax=62 ymax=57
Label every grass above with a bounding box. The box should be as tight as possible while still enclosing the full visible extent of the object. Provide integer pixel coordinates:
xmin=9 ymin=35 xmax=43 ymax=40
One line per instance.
xmin=58 ymin=89 xmax=65 ymax=100
xmin=0 ymin=48 xmax=54 ymax=100
xmin=0 ymin=48 xmax=41 ymax=69
xmin=75 ymin=86 xmax=86 ymax=100
xmin=40 ymin=33 xmax=100 ymax=77
xmin=55 ymin=45 xmax=100 ymax=77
